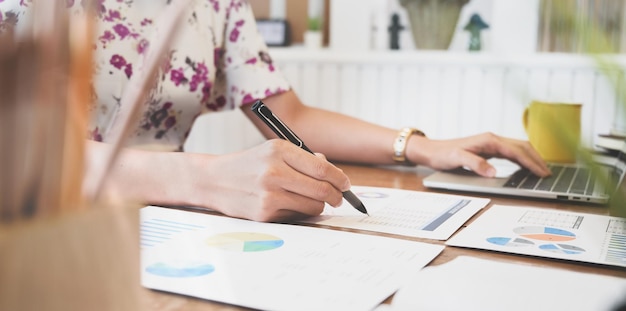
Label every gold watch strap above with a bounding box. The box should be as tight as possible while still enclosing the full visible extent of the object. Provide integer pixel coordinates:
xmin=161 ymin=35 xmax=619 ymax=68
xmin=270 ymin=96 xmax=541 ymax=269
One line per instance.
xmin=392 ymin=127 xmax=426 ymax=165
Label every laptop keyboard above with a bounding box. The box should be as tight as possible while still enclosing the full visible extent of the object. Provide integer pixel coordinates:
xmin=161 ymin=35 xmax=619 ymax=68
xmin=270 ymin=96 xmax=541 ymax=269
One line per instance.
xmin=503 ymin=164 xmax=596 ymax=195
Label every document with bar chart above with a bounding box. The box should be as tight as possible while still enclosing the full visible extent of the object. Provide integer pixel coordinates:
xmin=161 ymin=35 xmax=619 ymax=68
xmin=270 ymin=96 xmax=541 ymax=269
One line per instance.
xmin=446 ymin=205 xmax=626 ymax=267
xmin=298 ymin=186 xmax=490 ymax=240
xmin=140 ymin=206 xmax=444 ymax=311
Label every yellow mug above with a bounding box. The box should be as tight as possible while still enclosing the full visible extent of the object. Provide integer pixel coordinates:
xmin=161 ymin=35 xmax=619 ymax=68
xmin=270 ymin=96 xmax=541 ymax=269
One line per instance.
xmin=523 ymin=101 xmax=582 ymax=163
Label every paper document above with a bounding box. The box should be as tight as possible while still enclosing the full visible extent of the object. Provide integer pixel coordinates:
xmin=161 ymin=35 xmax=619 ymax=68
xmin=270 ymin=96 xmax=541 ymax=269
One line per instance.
xmin=299 ymin=186 xmax=490 ymax=240
xmin=447 ymin=204 xmax=626 ymax=267
xmin=140 ymin=206 xmax=444 ymax=311
xmin=391 ymin=256 xmax=626 ymax=311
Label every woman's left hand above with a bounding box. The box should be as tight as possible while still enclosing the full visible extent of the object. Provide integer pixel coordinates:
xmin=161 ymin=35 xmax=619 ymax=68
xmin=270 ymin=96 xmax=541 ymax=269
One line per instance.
xmin=406 ymin=132 xmax=551 ymax=178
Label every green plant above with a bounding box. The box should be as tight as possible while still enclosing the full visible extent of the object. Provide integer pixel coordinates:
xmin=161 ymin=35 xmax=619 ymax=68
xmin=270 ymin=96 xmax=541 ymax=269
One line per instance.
xmin=399 ymin=0 xmax=469 ymax=49
xmin=307 ymin=16 xmax=321 ymax=32
xmin=546 ymin=0 xmax=626 ymax=217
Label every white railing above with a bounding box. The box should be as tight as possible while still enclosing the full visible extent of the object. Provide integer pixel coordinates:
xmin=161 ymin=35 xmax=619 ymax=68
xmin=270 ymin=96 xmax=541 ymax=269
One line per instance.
xmin=185 ymin=49 xmax=625 ymax=155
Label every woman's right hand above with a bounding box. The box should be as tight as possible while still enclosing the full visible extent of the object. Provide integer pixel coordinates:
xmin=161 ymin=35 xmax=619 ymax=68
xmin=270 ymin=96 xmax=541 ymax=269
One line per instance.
xmin=186 ymin=139 xmax=351 ymax=222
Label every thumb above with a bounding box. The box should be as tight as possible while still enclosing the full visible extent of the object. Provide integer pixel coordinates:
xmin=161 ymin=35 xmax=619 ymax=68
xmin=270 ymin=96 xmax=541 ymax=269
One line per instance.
xmin=461 ymin=152 xmax=496 ymax=178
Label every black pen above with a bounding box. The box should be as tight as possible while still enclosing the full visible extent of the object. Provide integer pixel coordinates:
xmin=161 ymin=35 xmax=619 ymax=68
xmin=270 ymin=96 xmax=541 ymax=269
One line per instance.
xmin=251 ymin=100 xmax=369 ymax=216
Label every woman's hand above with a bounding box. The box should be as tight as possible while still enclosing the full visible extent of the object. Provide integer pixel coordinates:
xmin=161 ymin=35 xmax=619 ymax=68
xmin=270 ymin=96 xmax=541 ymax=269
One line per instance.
xmin=85 ymin=139 xmax=349 ymax=223
xmin=406 ymin=132 xmax=551 ymax=178
xmin=188 ymin=139 xmax=351 ymax=222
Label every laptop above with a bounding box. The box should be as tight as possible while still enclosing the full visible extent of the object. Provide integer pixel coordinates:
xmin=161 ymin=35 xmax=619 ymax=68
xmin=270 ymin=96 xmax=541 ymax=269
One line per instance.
xmin=423 ymin=141 xmax=626 ymax=204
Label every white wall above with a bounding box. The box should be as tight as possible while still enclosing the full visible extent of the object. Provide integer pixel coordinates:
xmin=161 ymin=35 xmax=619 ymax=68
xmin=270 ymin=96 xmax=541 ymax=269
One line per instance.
xmin=328 ymin=0 xmax=538 ymax=53
xmin=184 ymin=50 xmax=624 ymax=155
xmin=448 ymin=0 xmax=539 ymax=53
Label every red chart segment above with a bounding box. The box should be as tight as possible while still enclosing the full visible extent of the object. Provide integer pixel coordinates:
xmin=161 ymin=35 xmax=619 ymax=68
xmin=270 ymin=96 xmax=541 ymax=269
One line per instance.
xmin=513 ymin=226 xmax=576 ymax=242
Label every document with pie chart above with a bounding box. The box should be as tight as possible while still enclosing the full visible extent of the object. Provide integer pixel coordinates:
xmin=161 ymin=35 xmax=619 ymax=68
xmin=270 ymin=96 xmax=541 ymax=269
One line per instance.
xmin=140 ymin=206 xmax=444 ymax=311
xmin=446 ymin=204 xmax=626 ymax=267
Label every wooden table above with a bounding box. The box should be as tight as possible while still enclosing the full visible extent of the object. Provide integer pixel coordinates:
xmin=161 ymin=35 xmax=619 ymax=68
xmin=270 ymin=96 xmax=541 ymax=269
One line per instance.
xmin=144 ymin=163 xmax=626 ymax=310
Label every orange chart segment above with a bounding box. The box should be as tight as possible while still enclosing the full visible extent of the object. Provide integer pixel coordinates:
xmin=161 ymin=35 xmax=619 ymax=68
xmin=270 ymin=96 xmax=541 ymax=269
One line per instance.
xmin=513 ymin=226 xmax=576 ymax=242
xmin=206 ymin=232 xmax=284 ymax=252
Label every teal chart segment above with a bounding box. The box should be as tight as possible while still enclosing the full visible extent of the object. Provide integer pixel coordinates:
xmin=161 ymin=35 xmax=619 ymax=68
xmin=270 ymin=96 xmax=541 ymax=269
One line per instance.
xmin=206 ymin=232 xmax=284 ymax=252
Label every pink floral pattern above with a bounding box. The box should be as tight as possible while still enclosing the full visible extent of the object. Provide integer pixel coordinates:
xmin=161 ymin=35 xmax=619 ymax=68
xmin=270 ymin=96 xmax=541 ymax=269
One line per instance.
xmin=0 ymin=0 xmax=291 ymax=150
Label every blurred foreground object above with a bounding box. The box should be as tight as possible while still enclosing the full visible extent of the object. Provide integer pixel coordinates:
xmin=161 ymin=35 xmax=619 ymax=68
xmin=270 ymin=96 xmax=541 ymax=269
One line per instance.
xmin=0 ymin=0 xmax=89 ymax=222
xmin=0 ymin=1 xmax=142 ymax=310
xmin=538 ymin=0 xmax=625 ymax=53
xmin=0 ymin=205 xmax=141 ymax=311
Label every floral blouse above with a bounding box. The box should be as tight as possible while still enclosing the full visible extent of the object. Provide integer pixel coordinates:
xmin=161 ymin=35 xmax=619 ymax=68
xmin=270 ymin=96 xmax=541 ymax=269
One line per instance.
xmin=0 ymin=0 xmax=291 ymax=151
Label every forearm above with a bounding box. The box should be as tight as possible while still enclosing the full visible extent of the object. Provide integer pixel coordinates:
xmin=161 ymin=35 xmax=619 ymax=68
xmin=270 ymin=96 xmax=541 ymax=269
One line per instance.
xmin=84 ymin=141 xmax=210 ymax=207
xmin=291 ymin=108 xmax=399 ymax=165
xmin=249 ymin=91 xmax=402 ymax=166
xmin=84 ymin=139 xmax=353 ymax=222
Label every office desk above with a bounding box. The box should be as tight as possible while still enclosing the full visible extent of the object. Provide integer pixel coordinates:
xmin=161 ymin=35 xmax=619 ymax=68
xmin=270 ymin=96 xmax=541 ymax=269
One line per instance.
xmin=144 ymin=163 xmax=626 ymax=311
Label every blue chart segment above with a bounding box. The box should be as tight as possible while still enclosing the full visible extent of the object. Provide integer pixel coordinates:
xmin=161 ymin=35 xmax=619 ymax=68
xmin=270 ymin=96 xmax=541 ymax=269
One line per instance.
xmin=146 ymin=262 xmax=215 ymax=278
xmin=206 ymin=232 xmax=284 ymax=252
xmin=539 ymin=243 xmax=586 ymax=255
xmin=605 ymin=234 xmax=626 ymax=264
xmin=421 ymin=199 xmax=470 ymax=231
xmin=487 ymin=237 xmax=534 ymax=247
xmin=140 ymin=218 xmax=206 ymax=248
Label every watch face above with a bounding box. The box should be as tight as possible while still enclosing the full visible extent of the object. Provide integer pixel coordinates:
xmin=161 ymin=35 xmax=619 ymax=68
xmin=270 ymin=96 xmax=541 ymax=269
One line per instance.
xmin=393 ymin=138 xmax=406 ymax=159
xmin=394 ymin=141 xmax=403 ymax=153
xmin=256 ymin=19 xmax=290 ymax=46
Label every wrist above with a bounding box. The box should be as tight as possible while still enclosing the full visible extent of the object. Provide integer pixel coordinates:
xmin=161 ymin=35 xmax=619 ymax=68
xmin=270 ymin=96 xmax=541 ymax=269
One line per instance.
xmin=121 ymin=149 xmax=186 ymax=206
xmin=392 ymin=127 xmax=426 ymax=166
xmin=112 ymin=148 xmax=202 ymax=208
xmin=404 ymin=134 xmax=430 ymax=166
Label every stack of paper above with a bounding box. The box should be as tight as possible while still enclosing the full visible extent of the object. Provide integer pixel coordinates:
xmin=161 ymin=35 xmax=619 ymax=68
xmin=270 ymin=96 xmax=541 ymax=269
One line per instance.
xmin=140 ymin=206 xmax=444 ymax=311
xmin=446 ymin=204 xmax=626 ymax=267
xmin=596 ymin=133 xmax=626 ymax=152
xmin=391 ymin=256 xmax=626 ymax=311
xmin=299 ymin=186 xmax=490 ymax=240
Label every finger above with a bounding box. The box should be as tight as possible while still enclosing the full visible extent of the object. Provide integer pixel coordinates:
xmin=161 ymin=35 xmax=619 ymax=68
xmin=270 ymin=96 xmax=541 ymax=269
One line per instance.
xmin=458 ymin=150 xmax=497 ymax=177
xmin=260 ymin=146 xmax=345 ymax=206
xmin=270 ymin=208 xmax=322 ymax=223
xmin=502 ymin=139 xmax=551 ymax=177
xmin=257 ymin=190 xmax=327 ymax=222
xmin=278 ymin=172 xmax=345 ymax=207
xmin=475 ymin=134 xmax=550 ymax=177
xmin=314 ymin=152 xmax=346 ymax=176
xmin=521 ymin=142 xmax=551 ymax=176
xmin=282 ymin=145 xmax=351 ymax=191
xmin=256 ymin=141 xmax=345 ymax=207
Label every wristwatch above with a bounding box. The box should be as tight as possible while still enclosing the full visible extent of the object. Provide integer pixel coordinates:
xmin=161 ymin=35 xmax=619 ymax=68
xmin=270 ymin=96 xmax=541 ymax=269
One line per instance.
xmin=392 ymin=127 xmax=426 ymax=165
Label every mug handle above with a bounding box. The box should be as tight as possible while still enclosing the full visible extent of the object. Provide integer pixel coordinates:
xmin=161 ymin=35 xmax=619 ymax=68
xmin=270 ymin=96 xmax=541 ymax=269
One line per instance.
xmin=523 ymin=107 xmax=529 ymax=134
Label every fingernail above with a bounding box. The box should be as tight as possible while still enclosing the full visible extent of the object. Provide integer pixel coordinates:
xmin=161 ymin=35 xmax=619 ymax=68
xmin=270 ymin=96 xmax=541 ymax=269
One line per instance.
xmin=486 ymin=167 xmax=496 ymax=177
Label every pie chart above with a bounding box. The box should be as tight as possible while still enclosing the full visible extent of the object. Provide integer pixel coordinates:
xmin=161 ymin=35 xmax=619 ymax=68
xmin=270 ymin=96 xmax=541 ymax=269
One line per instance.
xmin=146 ymin=262 xmax=215 ymax=277
xmin=513 ymin=226 xmax=576 ymax=242
xmin=206 ymin=232 xmax=284 ymax=252
xmin=539 ymin=243 xmax=586 ymax=255
xmin=486 ymin=237 xmax=534 ymax=247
